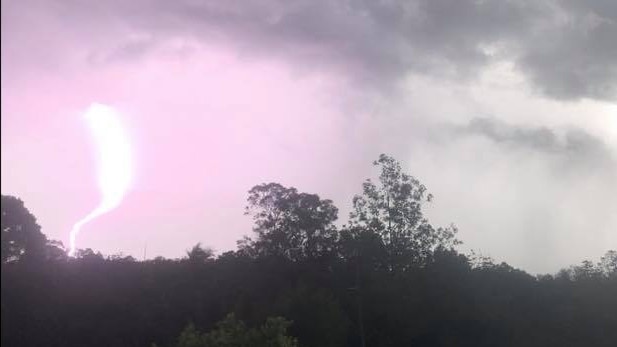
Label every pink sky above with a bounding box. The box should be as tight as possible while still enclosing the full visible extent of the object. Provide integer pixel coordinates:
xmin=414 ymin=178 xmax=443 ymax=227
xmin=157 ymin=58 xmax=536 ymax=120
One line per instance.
xmin=1 ymin=38 xmax=378 ymax=259
xmin=2 ymin=0 xmax=616 ymax=273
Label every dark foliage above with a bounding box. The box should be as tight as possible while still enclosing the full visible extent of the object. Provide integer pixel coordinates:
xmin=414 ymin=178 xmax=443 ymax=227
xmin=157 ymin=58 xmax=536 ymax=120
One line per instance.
xmin=1 ymin=155 xmax=615 ymax=347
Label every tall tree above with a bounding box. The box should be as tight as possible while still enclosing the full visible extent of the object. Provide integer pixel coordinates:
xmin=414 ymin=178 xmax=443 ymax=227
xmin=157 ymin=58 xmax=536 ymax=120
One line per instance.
xmin=598 ymin=250 xmax=617 ymax=278
xmin=349 ymin=154 xmax=459 ymax=268
xmin=1 ymin=195 xmax=47 ymax=264
xmin=186 ymin=243 xmax=215 ymax=264
xmin=242 ymin=183 xmax=339 ymax=260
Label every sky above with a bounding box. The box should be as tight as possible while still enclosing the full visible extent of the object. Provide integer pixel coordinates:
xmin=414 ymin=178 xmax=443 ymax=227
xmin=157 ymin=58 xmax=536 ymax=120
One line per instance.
xmin=1 ymin=0 xmax=616 ymax=274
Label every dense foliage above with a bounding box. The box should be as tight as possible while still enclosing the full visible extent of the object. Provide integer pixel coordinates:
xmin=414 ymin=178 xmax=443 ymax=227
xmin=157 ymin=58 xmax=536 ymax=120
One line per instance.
xmin=168 ymin=314 xmax=298 ymax=347
xmin=2 ymin=155 xmax=616 ymax=347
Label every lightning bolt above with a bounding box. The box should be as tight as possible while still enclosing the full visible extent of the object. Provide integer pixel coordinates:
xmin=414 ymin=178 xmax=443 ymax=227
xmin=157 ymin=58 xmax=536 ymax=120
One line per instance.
xmin=69 ymin=103 xmax=133 ymax=257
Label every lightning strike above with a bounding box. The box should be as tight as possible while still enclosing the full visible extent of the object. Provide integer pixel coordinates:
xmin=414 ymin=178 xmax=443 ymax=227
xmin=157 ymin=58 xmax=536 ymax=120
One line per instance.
xmin=68 ymin=103 xmax=133 ymax=257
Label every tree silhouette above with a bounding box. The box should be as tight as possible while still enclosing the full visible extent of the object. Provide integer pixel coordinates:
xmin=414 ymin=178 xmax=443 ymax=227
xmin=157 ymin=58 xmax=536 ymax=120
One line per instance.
xmin=349 ymin=154 xmax=459 ymax=269
xmin=186 ymin=243 xmax=215 ymax=264
xmin=1 ymin=156 xmax=616 ymax=347
xmin=1 ymin=195 xmax=47 ymax=263
xmin=242 ymin=183 xmax=339 ymax=260
xmin=599 ymin=250 xmax=617 ymax=278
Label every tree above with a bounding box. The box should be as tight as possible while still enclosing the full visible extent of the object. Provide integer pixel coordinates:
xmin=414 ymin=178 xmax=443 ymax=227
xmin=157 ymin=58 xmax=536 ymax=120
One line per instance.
xmin=174 ymin=314 xmax=298 ymax=347
xmin=570 ymin=260 xmax=603 ymax=281
xmin=242 ymin=183 xmax=339 ymax=260
xmin=1 ymin=195 xmax=47 ymax=264
xmin=256 ymin=316 xmax=298 ymax=347
xmin=175 ymin=323 xmax=205 ymax=347
xmin=44 ymin=239 xmax=68 ymax=262
xmin=4 ymin=156 xmax=617 ymax=347
xmin=72 ymin=248 xmax=105 ymax=264
xmin=186 ymin=243 xmax=215 ymax=264
xmin=349 ymin=154 xmax=459 ymax=268
xmin=598 ymin=250 xmax=617 ymax=278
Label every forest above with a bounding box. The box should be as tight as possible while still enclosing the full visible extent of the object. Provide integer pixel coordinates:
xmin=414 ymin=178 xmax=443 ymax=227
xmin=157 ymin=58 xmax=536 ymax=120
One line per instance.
xmin=1 ymin=155 xmax=616 ymax=347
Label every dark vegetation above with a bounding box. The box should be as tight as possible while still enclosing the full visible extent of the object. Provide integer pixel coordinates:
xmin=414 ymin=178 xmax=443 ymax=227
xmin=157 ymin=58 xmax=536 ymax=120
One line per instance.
xmin=2 ymin=155 xmax=616 ymax=347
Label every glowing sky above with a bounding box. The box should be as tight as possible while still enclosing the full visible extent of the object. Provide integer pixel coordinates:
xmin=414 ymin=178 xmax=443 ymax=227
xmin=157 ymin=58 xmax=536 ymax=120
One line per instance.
xmin=1 ymin=0 xmax=616 ymax=273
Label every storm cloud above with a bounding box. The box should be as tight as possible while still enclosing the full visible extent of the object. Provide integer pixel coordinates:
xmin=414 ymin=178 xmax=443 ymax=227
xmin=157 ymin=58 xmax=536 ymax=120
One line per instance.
xmin=25 ymin=0 xmax=617 ymax=101
xmin=462 ymin=117 xmax=616 ymax=173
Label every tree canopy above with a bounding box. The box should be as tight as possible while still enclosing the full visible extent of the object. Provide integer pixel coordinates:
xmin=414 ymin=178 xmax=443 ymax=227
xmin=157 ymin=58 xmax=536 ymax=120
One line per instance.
xmin=241 ymin=182 xmax=339 ymax=261
xmin=1 ymin=155 xmax=615 ymax=347
xmin=1 ymin=195 xmax=47 ymax=263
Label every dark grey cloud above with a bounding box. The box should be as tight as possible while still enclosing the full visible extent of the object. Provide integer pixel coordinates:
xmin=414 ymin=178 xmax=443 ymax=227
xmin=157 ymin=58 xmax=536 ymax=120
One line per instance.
xmin=461 ymin=117 xmax=616 ymax=173
xmin=43 ymin=0 xmax=617 ymax=101
xmin=519 ymin=0 xmax=617 ymax=100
